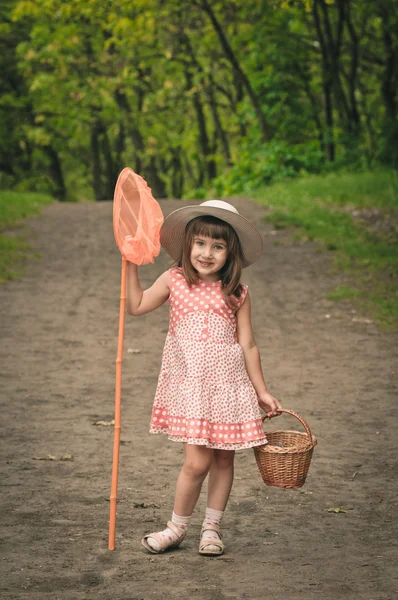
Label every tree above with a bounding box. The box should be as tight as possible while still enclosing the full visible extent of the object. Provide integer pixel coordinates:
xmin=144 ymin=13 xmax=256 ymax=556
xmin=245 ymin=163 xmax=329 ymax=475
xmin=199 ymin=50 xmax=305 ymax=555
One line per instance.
xmin=2 ymin=0 xmax=396 ymax=199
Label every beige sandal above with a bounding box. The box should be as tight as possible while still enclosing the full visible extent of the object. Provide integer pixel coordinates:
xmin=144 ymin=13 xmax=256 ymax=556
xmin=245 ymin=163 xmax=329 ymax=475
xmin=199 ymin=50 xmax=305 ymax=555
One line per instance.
xmin=141 ymin=521 xmax=186 ymax=554
xmin=199 ymin=523 xmax=224 ymax=556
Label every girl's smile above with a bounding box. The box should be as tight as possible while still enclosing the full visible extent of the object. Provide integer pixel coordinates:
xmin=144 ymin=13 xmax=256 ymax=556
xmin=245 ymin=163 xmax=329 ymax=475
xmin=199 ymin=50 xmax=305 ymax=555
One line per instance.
xmin=190 ymin=236 xmax=228 ymax=281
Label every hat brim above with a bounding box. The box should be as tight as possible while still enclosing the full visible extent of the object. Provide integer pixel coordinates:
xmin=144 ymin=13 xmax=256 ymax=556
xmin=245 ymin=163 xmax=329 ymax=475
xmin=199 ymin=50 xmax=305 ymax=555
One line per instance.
xmin=160 ymin=205 xmax=263 ymax=268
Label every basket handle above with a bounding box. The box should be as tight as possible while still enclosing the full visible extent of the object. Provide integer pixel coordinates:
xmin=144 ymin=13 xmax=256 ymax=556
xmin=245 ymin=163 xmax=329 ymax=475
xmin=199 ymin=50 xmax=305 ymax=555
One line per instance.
xmin=263 ymin=409 xmax=315 ymax=444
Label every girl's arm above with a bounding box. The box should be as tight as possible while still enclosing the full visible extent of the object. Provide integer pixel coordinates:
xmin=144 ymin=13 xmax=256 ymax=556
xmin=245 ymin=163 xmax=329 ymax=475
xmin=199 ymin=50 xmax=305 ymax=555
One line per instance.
xmin=236 ymin=292 xmax=281 ymax=417
xmin=126 ymin=262 xmax=170 ymax=316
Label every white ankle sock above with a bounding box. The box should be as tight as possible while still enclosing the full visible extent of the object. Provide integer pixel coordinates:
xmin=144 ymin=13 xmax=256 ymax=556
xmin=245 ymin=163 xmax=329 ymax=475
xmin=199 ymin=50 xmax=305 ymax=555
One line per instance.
xmin=171 ymin=512 xmax=192 ymax=529
xmin=201 ymin=507 xmax=224 ymax=552
xmin=145 ymin=512 xmax=191 ymax=552
xmin=204 ymin=507 xmax=224 ymax=525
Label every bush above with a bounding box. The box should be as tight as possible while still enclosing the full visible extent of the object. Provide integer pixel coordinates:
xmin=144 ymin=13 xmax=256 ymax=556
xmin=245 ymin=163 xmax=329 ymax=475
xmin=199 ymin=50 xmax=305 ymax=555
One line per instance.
xmin=207 ymin=140 xmax=325 ymax=198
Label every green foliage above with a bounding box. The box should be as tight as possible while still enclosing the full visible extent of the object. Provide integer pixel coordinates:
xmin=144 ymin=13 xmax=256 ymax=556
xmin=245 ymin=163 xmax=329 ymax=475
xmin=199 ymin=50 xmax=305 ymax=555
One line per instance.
xmin=204 ymin=140 xmax=325 ymax=198
xmin=0 ymin=190 xmax=53 ymax=227
xmin=0 ymin=232 xmax=29 ymax=283
xmin=0 ymin=0 xmax=397 ymax=198
xmin=327 ymin=286 xmax=361 ymax=301
xmin=0 ymin=190 xmax=53 ymax=281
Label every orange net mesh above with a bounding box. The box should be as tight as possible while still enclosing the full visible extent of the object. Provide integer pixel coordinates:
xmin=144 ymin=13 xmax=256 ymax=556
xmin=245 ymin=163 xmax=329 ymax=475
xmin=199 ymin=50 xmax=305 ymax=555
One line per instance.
xmin=113 ymin=168 xmax=164 ymax=265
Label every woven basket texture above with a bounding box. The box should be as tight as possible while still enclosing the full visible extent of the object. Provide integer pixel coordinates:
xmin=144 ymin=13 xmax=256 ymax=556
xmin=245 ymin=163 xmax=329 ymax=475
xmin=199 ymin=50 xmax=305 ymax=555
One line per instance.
xmin=253 ymin=410 xmax=317 ymax=489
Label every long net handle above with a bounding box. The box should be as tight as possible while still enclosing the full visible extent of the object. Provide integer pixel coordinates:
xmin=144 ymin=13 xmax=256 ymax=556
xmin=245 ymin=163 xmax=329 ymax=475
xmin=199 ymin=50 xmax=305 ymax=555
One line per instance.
xmin=262 ymin=408 xmax=314 ymax=443
xmin=108 ymin=256 xmax=127 ymax=550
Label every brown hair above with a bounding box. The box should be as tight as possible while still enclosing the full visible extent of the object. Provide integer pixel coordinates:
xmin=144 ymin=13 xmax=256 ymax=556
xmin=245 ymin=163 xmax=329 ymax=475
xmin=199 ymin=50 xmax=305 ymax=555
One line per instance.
xmin=176 ymin=216 xmax=244 ymax=308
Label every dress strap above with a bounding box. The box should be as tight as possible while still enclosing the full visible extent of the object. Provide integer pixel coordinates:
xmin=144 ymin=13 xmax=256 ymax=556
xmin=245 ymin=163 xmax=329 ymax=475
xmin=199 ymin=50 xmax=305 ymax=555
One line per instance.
xmin=167 ymin=266 xmax=185 ymax=305
xmin=236 ymin=283 xmax=249 ymax=309
xmin=169 ymin=266 xmax=183 ymax=277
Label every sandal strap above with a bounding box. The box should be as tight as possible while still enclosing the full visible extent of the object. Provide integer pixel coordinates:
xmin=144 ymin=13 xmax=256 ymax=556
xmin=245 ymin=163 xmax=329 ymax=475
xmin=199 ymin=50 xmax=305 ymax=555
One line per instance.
xmin=201 ymin=523 xmax=222 ymax=538
xmin=200 ymin=538 xmax=224 ymax=552
xmin=166 ymin=520 xmax=186 ymax=541
xmin=199 ymin=526 xmax=224 ymax=554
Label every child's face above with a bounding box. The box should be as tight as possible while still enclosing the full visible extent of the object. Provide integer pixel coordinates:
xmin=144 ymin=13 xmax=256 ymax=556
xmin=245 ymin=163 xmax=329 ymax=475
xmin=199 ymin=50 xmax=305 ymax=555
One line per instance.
xmin=190 ymin=235 xmax=228 ymax=281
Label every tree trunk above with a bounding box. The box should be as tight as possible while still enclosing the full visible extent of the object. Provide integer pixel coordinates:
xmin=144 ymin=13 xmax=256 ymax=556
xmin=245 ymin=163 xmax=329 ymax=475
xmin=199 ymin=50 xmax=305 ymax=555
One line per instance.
xmin=178 ymin=31 xmax=232 ymax=167
xmin=90 ymin=119 xmax=104 ymax=201
xmin=345 ymin=0 xmax=361 ymax=132
xmin=171 ymin=149 xmax=184 ymax=199
xmin=115 ymin=91 xmax=144 ymax=174
xmin=358 ymin=80 xmax=377 ymax=164
xmin=312 ymin=0 xmax=335 ymax=161
xmin=207 ymin=75 xmax=232 ymax=166
xmin=44 ymin=145 xmax=66 ymax=200
xmin=90 ymin=117 xmax=118 ymax=201
xmin=294 ymin=62 xmax=325 ymax=152
xmin=184 ymin=156 xmax=201 ymax=190
xmin=184 ymin=66 xmax=216 ymax=182
xmin=319 ymin=0 xmax=351 ymax=126
xmin=144 ymin=157 xmax=167 ymax=198
xmin=378 ymin=3 xmax=397 ymax=121
xmin=324 ymin=82 xmax=335 ymax=162
xmin=378 ymin=2 xmax=398 ymax=163
xmin=198 ymin=0 xmax=271 ymax=141
xmin=114 ymin=122 xmax=125 ymax=177
xmin=99 ymin=126 xmax=116 ymax=200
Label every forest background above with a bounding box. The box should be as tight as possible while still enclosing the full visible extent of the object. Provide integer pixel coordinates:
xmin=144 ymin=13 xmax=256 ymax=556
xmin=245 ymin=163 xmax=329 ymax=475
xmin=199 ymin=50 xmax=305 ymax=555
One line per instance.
xmin=1 ymin=0 xmax=397 ymax=200
xmin=0 ymin=0 xmax=397 ymax=327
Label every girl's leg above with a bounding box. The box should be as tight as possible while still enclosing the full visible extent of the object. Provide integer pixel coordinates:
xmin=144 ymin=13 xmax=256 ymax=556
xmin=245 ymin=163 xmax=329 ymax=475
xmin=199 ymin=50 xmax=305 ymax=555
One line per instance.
xmin=142 ymin=444 xmax=213 ymax=553
xmin=207 ymin=449 xmax=235 ymax=510
xmin=200 ymin=449 xmax=235 ymax=555
xmin=173 ymin=443 xmax=214 ymax=515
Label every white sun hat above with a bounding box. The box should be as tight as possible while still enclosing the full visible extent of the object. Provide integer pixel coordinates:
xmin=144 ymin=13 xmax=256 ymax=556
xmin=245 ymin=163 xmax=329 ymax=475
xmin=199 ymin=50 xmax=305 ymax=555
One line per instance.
xmin=160 ymin=200 xmax=263 ymax=268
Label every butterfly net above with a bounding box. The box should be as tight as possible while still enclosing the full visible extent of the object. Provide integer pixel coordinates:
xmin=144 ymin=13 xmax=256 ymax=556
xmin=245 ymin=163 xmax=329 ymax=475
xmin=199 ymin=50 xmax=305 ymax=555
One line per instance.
xmin=113 ymin=168 xmax=164 ymax=265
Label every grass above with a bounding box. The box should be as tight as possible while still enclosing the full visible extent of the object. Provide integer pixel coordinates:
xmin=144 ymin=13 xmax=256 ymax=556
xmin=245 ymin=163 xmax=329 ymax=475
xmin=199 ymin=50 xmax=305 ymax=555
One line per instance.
xmin=0 ymin=191 xmax=54 ymax=282
xmin=250 ymin=170 xmax=398 ymax=331
xmin=326 ymin=285 xmax=361 ymax=301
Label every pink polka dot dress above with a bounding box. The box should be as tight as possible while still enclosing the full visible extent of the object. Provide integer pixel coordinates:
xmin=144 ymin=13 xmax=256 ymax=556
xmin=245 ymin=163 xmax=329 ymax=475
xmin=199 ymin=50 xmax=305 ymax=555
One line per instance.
xmin=150 ymin=267 xmax=267 ymax=450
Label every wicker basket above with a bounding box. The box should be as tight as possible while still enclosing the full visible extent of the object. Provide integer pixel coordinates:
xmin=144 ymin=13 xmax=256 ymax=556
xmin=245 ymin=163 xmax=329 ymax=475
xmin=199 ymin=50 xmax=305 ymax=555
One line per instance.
xmin=253 ymin=409 xmax=317 ymax=489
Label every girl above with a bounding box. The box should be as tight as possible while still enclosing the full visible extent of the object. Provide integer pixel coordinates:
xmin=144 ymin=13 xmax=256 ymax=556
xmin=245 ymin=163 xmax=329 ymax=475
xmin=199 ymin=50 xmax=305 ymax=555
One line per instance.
xmin=126 ymin=200 xmax=281 ymax=556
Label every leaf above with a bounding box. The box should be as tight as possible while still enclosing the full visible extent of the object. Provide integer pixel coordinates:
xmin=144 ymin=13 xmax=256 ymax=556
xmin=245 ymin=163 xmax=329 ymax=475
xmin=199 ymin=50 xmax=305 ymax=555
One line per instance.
xmin=32 ymin=454 xmax=73 ymax=461
xmin=32 ymin=454 xmax=57 ymax=461
xmin=60 ymin=454 xmax=74 ymax=461
xmin=92 ymin=419 xmax=115 ymax=426
xmin=352 ymin=317 xmax=373 ymax=324
xmin=133 ymin=502 xmax=160 ymax=509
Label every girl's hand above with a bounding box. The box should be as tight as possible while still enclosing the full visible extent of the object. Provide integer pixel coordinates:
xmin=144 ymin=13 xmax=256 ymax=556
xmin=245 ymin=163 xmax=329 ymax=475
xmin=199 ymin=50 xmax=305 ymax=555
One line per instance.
xmin=257 ymin=392 xmax=282 ymax=418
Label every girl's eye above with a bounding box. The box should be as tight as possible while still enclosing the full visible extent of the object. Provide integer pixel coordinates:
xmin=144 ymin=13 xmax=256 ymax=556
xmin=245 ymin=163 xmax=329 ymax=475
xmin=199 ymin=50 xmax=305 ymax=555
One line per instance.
xmin=215 ymin=245 xmax=224 ymax=250
xmin=196 ymin=240 xmax=204 ymax=246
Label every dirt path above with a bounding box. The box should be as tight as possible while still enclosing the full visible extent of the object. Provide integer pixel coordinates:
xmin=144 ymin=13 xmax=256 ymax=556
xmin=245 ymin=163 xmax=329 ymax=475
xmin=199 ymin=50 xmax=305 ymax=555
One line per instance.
xmin=0 ymin=199 xmax=397 ymax=600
